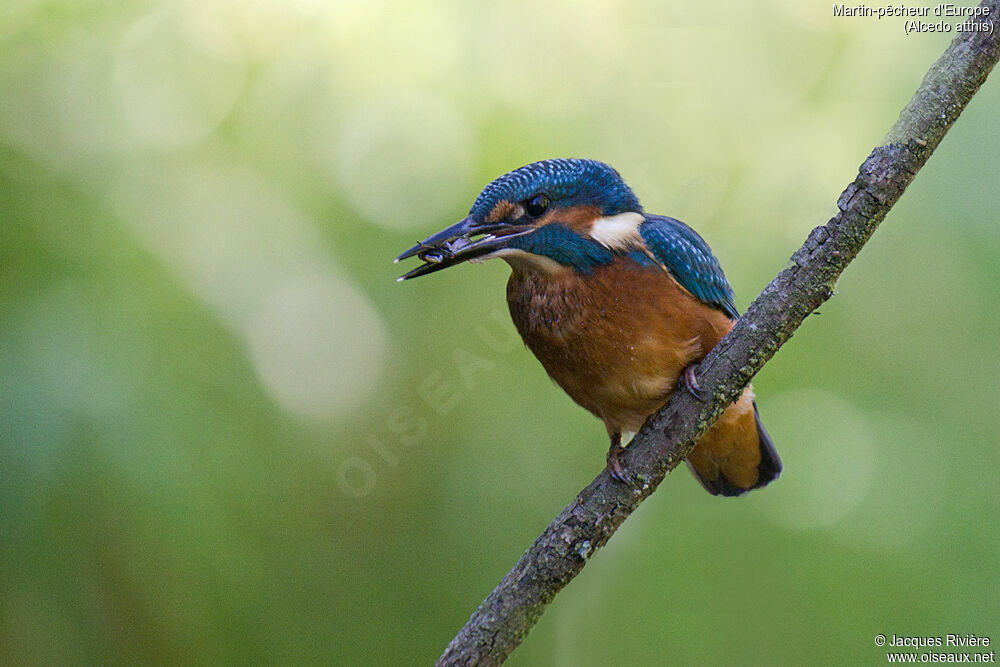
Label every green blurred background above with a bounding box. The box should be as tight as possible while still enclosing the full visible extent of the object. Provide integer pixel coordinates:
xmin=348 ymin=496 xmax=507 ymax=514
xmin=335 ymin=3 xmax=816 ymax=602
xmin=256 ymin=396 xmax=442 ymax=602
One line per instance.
xmin=2 ymin=0 xmax=998 ymax=664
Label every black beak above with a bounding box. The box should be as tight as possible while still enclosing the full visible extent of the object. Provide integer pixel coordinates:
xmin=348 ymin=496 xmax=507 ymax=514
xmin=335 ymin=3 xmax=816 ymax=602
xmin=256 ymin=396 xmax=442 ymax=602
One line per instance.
xmin=394 ymin=216 xmax=531 ymax=281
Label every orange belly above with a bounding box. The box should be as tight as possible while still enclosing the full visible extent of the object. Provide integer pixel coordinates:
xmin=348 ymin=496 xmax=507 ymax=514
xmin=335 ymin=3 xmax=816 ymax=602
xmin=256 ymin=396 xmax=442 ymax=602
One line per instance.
xmin=506 ymin=257 xmax=766 ymax=492
xmin=506 ymin=258 xmax=732 ymax=431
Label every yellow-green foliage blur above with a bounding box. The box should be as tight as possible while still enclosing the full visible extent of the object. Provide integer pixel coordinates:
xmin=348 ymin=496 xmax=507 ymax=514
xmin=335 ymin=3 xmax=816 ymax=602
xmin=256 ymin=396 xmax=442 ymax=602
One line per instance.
xmin=2 ymin=0 xmax=998 ymax=664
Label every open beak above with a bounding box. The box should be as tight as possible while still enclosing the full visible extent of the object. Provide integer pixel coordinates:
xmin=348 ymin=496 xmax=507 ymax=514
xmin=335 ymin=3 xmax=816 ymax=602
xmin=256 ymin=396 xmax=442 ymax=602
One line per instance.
xmin=394 ymin=216 xmax=532 ymax=281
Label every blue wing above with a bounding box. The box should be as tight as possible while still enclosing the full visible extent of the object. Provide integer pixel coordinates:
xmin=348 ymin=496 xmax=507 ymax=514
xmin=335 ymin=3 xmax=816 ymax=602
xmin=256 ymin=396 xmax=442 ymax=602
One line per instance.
xmin=638 ymin=214 xmax=739 ymax=320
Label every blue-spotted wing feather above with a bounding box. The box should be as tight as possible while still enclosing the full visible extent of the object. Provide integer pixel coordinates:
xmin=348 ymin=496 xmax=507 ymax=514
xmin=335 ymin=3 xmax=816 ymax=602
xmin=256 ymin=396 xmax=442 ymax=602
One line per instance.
xmin=639 ymin=214 xmax=739 ymax=319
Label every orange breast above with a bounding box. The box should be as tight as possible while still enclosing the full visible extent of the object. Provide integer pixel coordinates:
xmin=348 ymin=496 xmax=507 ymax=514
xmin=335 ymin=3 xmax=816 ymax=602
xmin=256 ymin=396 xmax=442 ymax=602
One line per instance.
xmin=506 ymin=256 xmax=771 ymax=493
xmin=506 ymin=257 xmax=733 ymax=434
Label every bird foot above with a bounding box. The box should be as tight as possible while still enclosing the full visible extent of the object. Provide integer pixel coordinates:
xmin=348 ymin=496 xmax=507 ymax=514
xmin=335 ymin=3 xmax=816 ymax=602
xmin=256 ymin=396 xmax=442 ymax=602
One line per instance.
xmin=606 ymin=439 xmax=630 ymax=483
xmin=680 ymin=364 xmax=708 ymax=401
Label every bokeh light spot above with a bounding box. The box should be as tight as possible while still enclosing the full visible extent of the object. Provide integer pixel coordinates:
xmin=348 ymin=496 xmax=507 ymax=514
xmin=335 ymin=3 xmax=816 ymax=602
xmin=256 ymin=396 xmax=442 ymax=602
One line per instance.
xmin=833 ymin=415 xmax=947 ymax=551
xmin=109 ymin=162 xmax=390 ymax=423
xmin=751 ymin=389 xmax=876 ymax=529
xmin=115 ymin=7 xmax=248 ymax=149
xmin=176 ymin=0 xmax=327 ymax=64
xmin=246 ymin=274 xmax=388 ymax=420
xmin=329 ymin=89 xmax=476 ymax=231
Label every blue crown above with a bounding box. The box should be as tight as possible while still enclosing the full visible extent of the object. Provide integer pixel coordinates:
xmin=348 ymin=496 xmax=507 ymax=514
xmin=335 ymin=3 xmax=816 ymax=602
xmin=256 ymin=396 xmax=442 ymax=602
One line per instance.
xmin=469 ymin=159 xmax=642 ymax=219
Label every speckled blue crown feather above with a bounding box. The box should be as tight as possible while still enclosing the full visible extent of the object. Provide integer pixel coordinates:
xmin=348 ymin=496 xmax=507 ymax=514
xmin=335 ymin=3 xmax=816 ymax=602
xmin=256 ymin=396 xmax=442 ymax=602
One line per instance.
xmin=469 ymin=159 xmax=642 ymax=219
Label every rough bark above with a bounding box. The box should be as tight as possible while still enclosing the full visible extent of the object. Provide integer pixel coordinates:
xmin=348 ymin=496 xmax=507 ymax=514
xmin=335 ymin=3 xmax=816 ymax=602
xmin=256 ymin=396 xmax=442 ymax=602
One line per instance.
xmin=439 ymin=4 xmax=1000 ymax=664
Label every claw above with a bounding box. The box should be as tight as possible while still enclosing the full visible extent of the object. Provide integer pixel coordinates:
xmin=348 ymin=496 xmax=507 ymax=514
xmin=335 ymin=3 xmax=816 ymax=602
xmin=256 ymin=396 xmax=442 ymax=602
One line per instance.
xmin=606 ymin=433 xmax=630 ymax=483
xmin=680 ymin=364 xmax=708 ymax=401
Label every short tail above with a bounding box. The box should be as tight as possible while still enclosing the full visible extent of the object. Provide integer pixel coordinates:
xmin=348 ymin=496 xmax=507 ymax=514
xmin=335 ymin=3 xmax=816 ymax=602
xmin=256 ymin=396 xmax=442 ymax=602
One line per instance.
xmin=686 ymin=400 xmax=782 ymax=497
xmin=750 ymin=401 xmax=782 ymax=491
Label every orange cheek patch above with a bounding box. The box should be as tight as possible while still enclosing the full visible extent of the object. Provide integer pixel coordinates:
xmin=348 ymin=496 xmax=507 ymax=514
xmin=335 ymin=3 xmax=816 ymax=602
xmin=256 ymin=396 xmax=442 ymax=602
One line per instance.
xmin=536 ymin=205 xmax=602 ymax=234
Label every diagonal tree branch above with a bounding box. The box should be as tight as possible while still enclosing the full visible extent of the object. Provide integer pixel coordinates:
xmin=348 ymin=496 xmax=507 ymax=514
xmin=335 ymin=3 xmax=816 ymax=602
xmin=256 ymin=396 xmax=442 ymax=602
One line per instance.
xmin=438 ymin=4 xmax=1000 ymax=664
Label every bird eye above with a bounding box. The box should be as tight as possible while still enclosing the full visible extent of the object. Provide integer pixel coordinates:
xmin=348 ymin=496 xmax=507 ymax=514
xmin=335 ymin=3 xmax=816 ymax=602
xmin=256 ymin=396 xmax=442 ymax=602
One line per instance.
xmin=524 ymin=194 xmax=550 ymax=217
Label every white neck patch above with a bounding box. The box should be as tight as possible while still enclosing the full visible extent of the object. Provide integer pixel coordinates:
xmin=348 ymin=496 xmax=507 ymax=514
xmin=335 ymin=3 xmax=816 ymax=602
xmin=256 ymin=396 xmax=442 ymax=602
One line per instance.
xmin=588 ymin=212 xmax=644 ymax=250
xmin=486 ymin=248 xmax=567 ymax=275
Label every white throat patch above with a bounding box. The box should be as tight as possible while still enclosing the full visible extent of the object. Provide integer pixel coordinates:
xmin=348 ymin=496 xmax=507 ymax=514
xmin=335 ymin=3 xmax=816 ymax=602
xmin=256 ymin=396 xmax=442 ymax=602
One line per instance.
xmin=588 ymin=212 xmax=645 ymax=250
xmin=486 ymin=248 xmax=567 ymax=275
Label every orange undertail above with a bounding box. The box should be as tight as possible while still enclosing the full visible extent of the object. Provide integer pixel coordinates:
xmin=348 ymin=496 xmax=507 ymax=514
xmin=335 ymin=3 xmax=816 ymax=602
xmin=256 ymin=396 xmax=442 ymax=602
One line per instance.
xmin=685 ymin=393 xmax=782 ymax=497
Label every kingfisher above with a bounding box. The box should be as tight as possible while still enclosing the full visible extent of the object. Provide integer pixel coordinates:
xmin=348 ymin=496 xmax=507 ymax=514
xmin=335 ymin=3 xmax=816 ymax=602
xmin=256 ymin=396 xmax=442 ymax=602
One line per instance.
xmin=395 ymin=159 xmax=781 ymax=496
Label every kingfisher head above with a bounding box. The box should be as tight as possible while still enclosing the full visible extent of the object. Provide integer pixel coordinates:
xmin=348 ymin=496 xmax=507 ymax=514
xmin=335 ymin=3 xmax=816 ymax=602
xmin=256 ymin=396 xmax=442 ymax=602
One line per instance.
xmin=395 ymin=159 xmax=644 ymax=280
